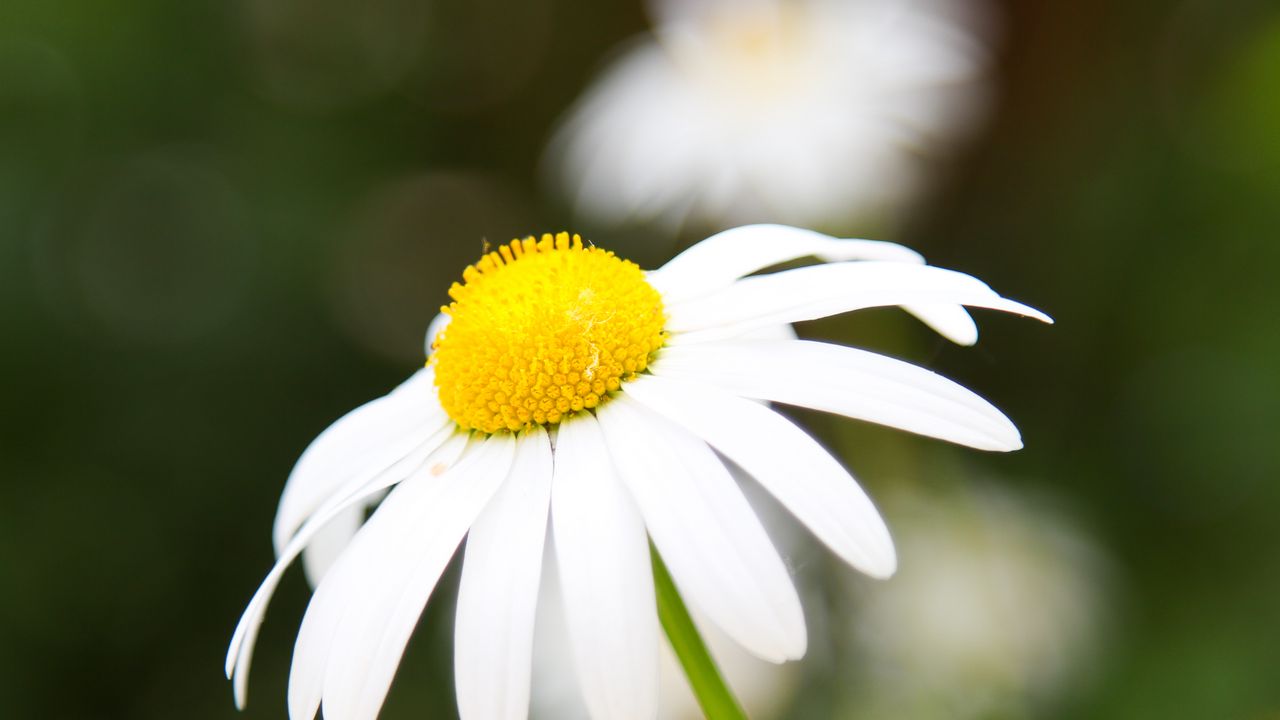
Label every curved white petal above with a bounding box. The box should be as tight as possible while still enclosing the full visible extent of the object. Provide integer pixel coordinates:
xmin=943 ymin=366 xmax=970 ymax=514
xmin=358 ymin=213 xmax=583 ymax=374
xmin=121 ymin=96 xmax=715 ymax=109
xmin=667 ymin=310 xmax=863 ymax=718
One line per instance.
xmin=287 ymin=433 xmax=516 ymax=720
xmin=649 ymin=224 xmax=924 ymax=304
xmin=595 ymin=394 xmax=806 ymax=663
xmin=552 ymin=414 xmax=660 ymax=720
xmin=652 ymin=339 xmax=1023 ymax=451
xmin=649 ymin=224 xmax=979 ymax=345
xmin=454 ymin=427 xmax=554 ymax=720
xmin=740 ymin=323 xmax=797 ymax=342
xmin=273 ymin=368 xmax=449 ymax=555
xmin=227 ymin=427 xmax=462 ymax=709
xmin=623 ymin=375 xmax=895 ymax=578
xmin=665 ymin=261 xmax=1051 ymax=339
xmin=903 ymin=303 xmax=979 ymax=346
xmin=300 ymin=503 xmax=365 ymax=589
xmin=286 ymin=526 xmax=363 ymax=720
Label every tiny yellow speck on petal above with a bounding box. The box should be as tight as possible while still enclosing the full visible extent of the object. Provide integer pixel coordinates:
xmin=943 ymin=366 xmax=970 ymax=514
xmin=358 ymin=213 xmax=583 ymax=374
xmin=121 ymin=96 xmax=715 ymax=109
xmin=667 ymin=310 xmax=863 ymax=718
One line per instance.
xmin=431 ymin=233 xmax=666 ymax=434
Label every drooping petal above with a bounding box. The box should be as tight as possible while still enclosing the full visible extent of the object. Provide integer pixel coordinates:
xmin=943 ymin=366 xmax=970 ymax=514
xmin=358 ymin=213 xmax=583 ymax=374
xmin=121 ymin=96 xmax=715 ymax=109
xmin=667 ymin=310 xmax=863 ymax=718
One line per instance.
xmin=300 ymin=504 xmax=365 ymax=591
xmin=454 ymin=427 xmax=554 ymax=720
xmin=902 ymin=303 xmax=980 ymax=346
xmin=623 ymin=375 xmax=895 ymax=579
xmin=286 ymin=525 xmax=365 ymax=720
xmin=648 ymin=224 xmax=979 ymax=344
xmin=595 ymin=395 xmax=806 ymax=663
xmin=552 ymin=414 xmax=660 ymax=720
xmin=287 ymin=434 xmax=517 ymax=720
xmin=273 ymin=368 xmax=450 ymax=555
xmin=653 ymin=339 xmax=1023 ymax=451
xmin=665 ymin=261 xmax=1051 ymax=339
xmin=648 ymin=224 xmax=925 ymax=303
xmin=227 ymin=427 xmax=463 ymax=709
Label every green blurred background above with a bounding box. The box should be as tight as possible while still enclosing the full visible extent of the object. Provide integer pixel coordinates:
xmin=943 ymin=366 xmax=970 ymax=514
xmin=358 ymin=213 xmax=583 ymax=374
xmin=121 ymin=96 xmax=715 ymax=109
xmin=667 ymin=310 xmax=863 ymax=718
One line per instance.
xmin=2 ymin=0 xmax=1278 ymax=718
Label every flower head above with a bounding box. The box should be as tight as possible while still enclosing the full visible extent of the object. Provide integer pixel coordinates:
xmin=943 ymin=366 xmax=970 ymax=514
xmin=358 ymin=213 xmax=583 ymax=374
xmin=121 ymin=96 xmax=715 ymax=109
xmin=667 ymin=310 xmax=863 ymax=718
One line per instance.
xmin=432 ymin=233 xmax=665 ymax=432
xmin=548 ymin=0 xmax=996 ymax=228
xmin=226 ymin=224 xmax=1049 ymax=720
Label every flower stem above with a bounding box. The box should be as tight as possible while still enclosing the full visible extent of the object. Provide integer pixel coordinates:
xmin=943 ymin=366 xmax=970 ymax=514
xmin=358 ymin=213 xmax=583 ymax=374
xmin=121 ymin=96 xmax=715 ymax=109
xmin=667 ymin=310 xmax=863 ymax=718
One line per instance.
xmin=651 ymin=545 xmax=749 ymax=720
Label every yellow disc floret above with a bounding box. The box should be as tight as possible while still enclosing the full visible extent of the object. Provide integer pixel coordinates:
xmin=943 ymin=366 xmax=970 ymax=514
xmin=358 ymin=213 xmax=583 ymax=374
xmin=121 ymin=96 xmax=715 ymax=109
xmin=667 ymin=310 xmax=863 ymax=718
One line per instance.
xmin=432 ymin=232 xmax=666 ymax=434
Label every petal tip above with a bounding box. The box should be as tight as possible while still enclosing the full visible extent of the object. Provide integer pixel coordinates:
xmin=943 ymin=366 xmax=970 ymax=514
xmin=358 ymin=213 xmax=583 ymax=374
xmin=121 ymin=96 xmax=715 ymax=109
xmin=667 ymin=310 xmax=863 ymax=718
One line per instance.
xmin=860 ymin=548 xmax=898 ymax=580
xmin=1024 ymin=306 xmax=1054 ymax=324
xmin=996 ymin=423 xmax=1025 ymax=452
xmin=997 ymin=298 xmax=1054 ymax=325
xmin=984 ymin=428 xmax=1024 ymax=453
xmin=865 ymin=564 xmax=897 ymax=581
xmin=787 ymin=637 xmax=809 ymax=662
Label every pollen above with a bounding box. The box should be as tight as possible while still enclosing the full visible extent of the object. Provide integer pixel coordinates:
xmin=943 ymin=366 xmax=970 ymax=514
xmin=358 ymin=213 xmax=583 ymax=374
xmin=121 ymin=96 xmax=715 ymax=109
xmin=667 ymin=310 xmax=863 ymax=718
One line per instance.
xmin=431 ymin=232 xmax=666 ymax=434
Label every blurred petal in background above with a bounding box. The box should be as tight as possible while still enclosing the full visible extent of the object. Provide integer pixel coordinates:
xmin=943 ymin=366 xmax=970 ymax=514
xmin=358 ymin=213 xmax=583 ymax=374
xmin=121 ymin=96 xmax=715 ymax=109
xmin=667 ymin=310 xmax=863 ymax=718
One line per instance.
xmin=841 ymin=479 xmax=1109 ymax=720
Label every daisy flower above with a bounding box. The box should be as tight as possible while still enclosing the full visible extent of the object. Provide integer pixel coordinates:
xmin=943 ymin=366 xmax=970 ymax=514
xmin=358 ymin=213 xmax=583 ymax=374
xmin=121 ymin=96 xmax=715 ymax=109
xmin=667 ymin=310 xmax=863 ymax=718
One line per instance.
xmin=226 ymin=224 xmax=1049 ymax=720
xmin=547 ymin=0 xmax=995 ymax=228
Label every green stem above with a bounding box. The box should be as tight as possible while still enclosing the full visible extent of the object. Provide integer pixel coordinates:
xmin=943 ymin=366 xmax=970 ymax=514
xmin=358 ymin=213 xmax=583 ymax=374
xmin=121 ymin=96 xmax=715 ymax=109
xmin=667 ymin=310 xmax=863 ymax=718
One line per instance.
xmin=651 ymin=545 xmax=749 ymax=720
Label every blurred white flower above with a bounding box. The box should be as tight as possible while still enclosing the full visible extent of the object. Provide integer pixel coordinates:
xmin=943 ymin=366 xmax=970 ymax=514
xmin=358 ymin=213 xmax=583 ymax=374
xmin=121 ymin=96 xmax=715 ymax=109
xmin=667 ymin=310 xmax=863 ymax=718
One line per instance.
xmin=548 ymin=0 xmax=995 ymax=229
xmin=842 ymin=481 xmax=1109 ymax=720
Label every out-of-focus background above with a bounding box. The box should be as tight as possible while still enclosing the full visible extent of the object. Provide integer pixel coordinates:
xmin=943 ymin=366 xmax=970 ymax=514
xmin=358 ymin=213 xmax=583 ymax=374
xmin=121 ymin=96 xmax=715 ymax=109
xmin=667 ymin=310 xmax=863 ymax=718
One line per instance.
xmin=3 ymin=0 xmax=1279 ymax=718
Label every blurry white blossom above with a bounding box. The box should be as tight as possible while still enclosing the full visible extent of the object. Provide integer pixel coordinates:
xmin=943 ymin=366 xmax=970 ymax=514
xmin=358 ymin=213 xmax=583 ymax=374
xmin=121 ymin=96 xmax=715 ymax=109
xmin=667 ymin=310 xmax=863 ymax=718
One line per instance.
xmin=548 ymin=0 xmax=995 ymax=229
xmin=841 ymin=481 xmax=1109 ymax=720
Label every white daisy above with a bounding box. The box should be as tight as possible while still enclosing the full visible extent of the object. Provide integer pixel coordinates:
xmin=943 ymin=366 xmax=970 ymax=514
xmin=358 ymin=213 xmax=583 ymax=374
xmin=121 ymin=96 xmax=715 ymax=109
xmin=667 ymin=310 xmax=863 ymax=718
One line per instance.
xmin=226 ymin=223 xmax=1049 ymax=720
xmin=842 ymin=482 xmax=1108 ymax=719
xmin=547 ymin=0 xmax=995 ymax=228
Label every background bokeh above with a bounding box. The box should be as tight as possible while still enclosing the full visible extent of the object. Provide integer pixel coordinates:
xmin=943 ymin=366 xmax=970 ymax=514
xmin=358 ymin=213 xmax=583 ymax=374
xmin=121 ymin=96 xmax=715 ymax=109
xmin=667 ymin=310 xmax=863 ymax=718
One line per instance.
xmin=3 ymin=0 xmax=1279 ymax=718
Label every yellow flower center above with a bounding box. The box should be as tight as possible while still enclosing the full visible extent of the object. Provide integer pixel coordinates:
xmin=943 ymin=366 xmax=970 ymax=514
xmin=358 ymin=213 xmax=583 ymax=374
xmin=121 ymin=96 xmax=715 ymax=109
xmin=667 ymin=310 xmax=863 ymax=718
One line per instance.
xmin=431 ymin=232 xmax=667 ymax=434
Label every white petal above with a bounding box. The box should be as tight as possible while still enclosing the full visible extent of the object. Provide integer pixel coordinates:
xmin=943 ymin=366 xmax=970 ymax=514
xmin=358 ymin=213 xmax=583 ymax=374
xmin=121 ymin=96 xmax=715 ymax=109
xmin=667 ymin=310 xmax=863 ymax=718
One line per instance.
xmin=286 ymin=524 xmax=364 ymax=720
xmin=287 ymin=434 xmax=516 ymax=720
xmin=653 ymin=339 xmax=1023 ymax=451
xmin=595 ymin=395 xmax=806 ymax=663
xmin=454 ymin=427 xmax=554 ymax=720
xmin=623 ymin=375 xmax=895 ymax=578
xmin=227 ymin=427 xmax=463 ymax=709
xmin=649 ymin=224 xmax=925 ymax=304
xmin=552 ymin=414 xmax=660 ymax=720
xmin=902 ymin=303 xmax=979 ymax=346
xmin=665 ymin=261 xmax=1052 ymax=339
xmin=300 ymin=503 xmax=364 ymax=589
xmin=740 ymin=323 xmax=797 ymax=342
xmin=273 ymin=368 xmax=449 ymax=555
xmin=657 ymin=604 xmax=800 ymax=720
xmin=647 ymin=224 xmax=980 ymax=345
